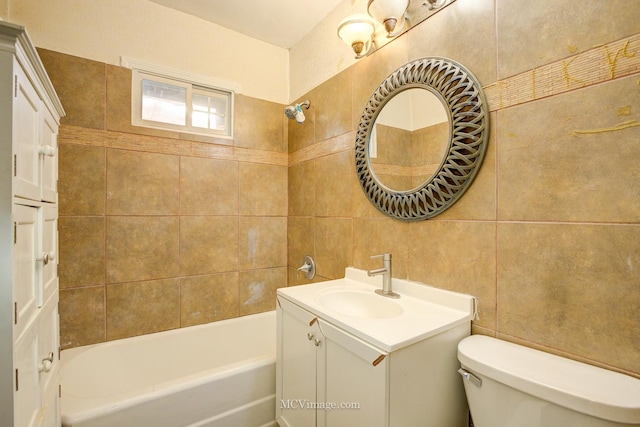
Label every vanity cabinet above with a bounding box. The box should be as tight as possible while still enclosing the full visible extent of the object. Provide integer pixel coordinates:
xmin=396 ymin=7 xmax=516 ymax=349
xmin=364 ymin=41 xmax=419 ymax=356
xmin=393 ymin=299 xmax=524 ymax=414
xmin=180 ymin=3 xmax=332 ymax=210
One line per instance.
xmin=276 ymin=297 xmax=470 ymax=427
xmin=1 ymin=21 xmax=65 ymax=427
xmin=276 ymin=268 xmax=475 ymax=427
xmin=277 ymin=297 xmax=388 ymax=427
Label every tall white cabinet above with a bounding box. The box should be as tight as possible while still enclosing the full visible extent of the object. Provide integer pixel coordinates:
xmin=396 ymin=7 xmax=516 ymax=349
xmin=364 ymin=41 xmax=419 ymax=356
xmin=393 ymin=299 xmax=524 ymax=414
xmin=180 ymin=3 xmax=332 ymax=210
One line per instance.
xmin=0 ymin=21 xmax=65 ymax=427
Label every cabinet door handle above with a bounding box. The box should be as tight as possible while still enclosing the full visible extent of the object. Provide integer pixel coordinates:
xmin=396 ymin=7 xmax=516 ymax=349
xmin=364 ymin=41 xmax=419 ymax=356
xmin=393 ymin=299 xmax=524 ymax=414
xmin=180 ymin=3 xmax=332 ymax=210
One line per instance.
xmin=372 ymin=354 xmax=386 ymax=366
xmin=307 ymin=333 xmax=314 ymax=340
xmin=38 ymin=145 xmax=56 ymax=157
xmin=38 ymin=352 xmax=54 ymax=373
xmin=314 ymin=338 xmax=321 ymax=347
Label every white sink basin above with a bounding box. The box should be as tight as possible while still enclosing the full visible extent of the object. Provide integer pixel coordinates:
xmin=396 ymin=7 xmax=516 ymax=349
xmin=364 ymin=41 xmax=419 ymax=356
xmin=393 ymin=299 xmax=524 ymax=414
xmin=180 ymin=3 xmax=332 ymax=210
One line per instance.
xmin=277 ymin=267 xmax=476 ymax=352
xmin=317 ymin=289 xmax=404 ymax=319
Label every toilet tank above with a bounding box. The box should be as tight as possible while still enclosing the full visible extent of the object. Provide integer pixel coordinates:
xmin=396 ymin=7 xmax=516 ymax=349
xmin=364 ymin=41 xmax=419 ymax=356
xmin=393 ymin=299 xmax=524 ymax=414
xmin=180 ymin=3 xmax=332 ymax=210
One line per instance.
xmin=457 ymin=335 xmax=640 ymax=427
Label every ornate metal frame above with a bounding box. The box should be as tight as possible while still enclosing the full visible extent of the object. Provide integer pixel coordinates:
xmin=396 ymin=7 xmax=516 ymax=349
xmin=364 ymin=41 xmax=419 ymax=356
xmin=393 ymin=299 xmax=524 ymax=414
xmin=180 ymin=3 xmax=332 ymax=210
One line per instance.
xmin=355 ymin=57 xmax=489 ymax=221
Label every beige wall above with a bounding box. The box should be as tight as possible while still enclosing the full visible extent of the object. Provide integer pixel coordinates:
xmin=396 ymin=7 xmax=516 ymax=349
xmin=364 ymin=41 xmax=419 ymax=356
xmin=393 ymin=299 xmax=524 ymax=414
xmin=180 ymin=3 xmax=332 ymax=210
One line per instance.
xmin=38 ymin=49 xmax=289 ymax=348
xmin=6 ymin=0 xmax=289 ymax=103
xmin=287 ymin=0 xmax=640 ymax=379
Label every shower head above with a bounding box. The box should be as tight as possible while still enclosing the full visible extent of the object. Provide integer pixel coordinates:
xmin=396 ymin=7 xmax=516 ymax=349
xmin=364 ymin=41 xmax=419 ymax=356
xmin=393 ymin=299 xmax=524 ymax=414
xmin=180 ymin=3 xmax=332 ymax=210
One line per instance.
xmin=285 ymin=100 xmax=310 ymax=124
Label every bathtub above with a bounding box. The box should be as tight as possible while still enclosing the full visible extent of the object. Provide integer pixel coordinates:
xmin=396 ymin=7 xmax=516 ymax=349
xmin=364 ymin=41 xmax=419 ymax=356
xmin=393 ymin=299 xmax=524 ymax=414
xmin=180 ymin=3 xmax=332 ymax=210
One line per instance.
xmin=60 ymin=311 xmax=277 ymax=427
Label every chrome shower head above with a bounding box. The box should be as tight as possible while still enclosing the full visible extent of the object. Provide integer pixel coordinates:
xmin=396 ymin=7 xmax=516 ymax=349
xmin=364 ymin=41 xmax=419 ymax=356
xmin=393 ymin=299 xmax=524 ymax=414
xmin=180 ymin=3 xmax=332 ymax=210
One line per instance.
xmin=284 ymin=100 xmax=310 ymax=124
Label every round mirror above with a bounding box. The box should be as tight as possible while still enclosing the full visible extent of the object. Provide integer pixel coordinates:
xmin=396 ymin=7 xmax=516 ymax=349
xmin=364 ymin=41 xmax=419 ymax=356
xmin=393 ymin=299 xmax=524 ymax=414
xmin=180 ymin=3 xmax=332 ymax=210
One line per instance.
xmin=369 ymin=88 xmax=450 ymax=192
xmin=355 ymin=57 xmax=489 ymax=221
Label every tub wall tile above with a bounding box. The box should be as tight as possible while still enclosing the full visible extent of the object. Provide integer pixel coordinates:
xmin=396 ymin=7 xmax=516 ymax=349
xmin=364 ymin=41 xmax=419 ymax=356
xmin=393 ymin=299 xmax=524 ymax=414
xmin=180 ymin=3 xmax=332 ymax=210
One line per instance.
xmin=180 ymin=273 xmax=239 ymax=327
xmin=59 ymin=287 xmax=105 ymax=348
xmin=239 ymin=267 xmax=286 ymax=315
xmin=58 ymin=143 xmax=105 ymax=216
xmin=106 ymin=149 xmax=180 ymax=216
xmin=239 ymin=163 xmax=288 ymax=216
xmin=58 ymin=216 xmax=105 ymax=288
xmin=180 ymin=156 xmax=239 ymax=216
xmin=106 ymin=278 xmax=180 ymax=340
xmin=106 ymin=216 xmax=180 ymax=283
xmin=180 ymin=216 xmax=239 ymax=276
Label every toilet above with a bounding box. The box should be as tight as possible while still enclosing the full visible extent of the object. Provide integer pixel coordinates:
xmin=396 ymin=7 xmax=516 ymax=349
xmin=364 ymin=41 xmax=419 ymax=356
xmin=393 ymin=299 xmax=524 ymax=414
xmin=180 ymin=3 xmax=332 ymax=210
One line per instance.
xmin=457 ymin=335 xmax=640 ymax=427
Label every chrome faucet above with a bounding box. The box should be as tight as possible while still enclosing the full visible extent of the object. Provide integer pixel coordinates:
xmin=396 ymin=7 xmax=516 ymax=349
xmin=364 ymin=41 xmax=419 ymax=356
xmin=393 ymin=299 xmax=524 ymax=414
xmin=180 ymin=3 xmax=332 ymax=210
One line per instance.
xmin=368 ymin=253 xmax=400 ymax=299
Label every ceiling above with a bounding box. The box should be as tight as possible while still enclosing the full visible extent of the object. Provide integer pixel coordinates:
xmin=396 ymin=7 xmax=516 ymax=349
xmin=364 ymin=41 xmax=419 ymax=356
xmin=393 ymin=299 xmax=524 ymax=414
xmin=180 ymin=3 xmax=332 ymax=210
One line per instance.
xmin=147 ymin=0 xmax=345 ymax=49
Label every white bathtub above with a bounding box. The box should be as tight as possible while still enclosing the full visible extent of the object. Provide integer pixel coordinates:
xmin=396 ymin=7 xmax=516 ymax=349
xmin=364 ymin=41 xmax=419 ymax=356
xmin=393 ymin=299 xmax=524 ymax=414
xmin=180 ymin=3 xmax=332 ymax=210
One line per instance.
xmin=60 ymin=311 xmax=277 ymax=427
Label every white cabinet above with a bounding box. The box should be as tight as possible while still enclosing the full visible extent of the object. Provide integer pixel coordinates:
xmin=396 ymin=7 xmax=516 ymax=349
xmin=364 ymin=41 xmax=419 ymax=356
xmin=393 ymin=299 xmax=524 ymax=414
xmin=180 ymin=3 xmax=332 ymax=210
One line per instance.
xmin=1 ymin=21 xmax=65 ymax=427
xmin=276 ymin=273 xmax=473 ymax=427
xmin=277 ymin=297 xmax=389 ymax=427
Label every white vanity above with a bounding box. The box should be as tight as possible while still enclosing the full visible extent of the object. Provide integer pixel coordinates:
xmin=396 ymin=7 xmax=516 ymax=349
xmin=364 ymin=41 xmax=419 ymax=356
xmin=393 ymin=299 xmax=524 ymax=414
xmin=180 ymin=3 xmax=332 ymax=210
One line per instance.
xmin=275 ymin=267 xmax=476 ymax=427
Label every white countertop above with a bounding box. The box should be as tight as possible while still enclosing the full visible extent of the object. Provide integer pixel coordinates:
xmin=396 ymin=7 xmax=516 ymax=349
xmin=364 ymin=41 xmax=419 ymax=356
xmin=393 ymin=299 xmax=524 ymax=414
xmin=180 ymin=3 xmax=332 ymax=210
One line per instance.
xmin=277 ymin=267 xmax=476 ymax=352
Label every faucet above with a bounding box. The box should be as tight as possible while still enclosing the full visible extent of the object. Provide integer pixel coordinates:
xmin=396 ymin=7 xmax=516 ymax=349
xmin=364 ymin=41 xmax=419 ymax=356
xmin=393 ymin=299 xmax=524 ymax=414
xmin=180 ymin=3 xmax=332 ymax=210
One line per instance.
xmin=368 ymin=254 xmax=400 ymax=299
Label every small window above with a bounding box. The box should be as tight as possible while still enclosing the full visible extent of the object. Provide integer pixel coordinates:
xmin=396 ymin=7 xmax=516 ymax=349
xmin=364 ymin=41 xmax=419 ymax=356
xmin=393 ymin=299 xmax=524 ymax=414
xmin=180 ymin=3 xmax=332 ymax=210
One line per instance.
xmin=131 ymin=70 xmax=233 ymax=139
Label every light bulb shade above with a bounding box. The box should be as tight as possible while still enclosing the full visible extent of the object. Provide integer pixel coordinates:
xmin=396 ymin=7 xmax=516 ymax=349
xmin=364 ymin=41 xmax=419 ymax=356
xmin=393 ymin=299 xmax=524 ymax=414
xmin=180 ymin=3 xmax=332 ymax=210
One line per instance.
xmin=367 ymin=0 xmax=409 ymax=36
xmin=337 ymin=15 xmax=376 ymax=58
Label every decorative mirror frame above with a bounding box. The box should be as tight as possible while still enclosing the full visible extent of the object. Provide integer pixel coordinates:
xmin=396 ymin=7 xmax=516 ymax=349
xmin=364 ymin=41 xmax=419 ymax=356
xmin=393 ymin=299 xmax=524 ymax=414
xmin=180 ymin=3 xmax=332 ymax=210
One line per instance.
xmin=355 ymin=57 xmax=489 ymax=221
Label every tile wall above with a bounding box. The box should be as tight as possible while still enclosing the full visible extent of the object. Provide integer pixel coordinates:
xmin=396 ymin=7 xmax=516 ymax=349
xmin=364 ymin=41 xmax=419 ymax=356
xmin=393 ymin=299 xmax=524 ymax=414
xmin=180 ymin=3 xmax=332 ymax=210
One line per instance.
xmin=287 ymin=0 xmax=640 ymax=378
xmin=38 ymin=49 xmax=289 ymax=347
xmin=39 ymin=0 xmax=640 ymax=380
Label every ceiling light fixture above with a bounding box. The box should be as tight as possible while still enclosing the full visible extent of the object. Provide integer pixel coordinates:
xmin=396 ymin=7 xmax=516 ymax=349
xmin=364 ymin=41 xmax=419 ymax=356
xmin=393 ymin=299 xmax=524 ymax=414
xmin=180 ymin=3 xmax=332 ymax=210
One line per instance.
xmin=367 ymin=0 xmax=410 ymax=37
xmin=337 ymin=14 xmax=377 ymax=59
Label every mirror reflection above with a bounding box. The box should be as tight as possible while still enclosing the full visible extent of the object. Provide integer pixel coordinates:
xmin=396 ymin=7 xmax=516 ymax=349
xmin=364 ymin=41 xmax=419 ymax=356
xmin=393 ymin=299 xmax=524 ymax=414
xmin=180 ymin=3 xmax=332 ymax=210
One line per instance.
xmin=369 ymin=88 xmax=450 ymax=192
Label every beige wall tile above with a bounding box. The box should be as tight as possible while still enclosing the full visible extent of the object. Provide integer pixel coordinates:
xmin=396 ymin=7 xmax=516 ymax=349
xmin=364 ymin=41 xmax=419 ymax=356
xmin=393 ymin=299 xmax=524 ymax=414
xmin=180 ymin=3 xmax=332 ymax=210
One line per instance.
xmin=288 ymin=160 xmax=315 ymax=216
xmin=498 ymin=223 xmax=640 ymax=373
xmin=288 ymin=91 xmax=316 ymax=152
xmin=408 ymin=220 xmax=497 ymax=329
xmin=106 ymin=216 xmax=179 ymax=283
xmin=58 ymin=143 xmax=105 ymax=216
xmin=314 ymin=150 xmax=356 ymax=217
xmin=239 ymin=163 xmax=287 ymax=216
xmin=497 ymin=0 xmax=640 ymax=79
xmin=497 ymin=75 xmax=640 ymax=222
xmin=180 ymin=216 xmax=239 ymax=276
xmin=106 ymin=149 xmax=179 ymax=215
xmin=38 ymin=48 xmax=106 ymax=129
xmin=314 ymin=69 xmax=353 ymax=142
xmin=239 ymin=216 xmax=287 ymax=270
xmin=352 ymin=218 xmax=410 ymax=279
xmin=315 ymin=217 xmax=353 ymax=280
xmin=180 ymin=156 xmax=239 ymax=216
xmin=181 ymin=273 xmax=239 ymax=327
xmin=288 ymin=216 xmax=315 ymax=272
xmin=59 ymin=287 xmax=105 ymax=349
xmin=239 ymin=267 xmax=286 ymax=315
xmin=407 ymin=0 xmax=497 ymax=86
xmin=106 ymin=278 xmax=180 ymax=340
xmin=234 ymin=94 xmax=286 ymax=152
xmin=59 ymin=216 xmax=105 ymax=288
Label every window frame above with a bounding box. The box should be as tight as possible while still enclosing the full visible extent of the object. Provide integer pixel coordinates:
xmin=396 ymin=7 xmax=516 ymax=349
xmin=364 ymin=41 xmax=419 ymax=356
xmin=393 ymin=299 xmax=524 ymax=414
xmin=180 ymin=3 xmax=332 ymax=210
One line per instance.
xmin=124 ymin=58 xmax=240 ymax=140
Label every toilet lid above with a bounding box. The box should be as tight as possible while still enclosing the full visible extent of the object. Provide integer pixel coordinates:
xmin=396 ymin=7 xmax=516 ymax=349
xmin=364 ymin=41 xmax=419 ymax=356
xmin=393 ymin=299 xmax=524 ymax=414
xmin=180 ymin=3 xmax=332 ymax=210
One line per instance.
xmin=457 ymin=335 xmax=640 ymax=424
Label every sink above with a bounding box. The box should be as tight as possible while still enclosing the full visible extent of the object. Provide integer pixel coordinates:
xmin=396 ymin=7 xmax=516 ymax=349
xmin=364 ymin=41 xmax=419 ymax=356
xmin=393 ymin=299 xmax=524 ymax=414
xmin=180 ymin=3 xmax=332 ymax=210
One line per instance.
xmin=317 ymin=289 xmax=404 ymax=319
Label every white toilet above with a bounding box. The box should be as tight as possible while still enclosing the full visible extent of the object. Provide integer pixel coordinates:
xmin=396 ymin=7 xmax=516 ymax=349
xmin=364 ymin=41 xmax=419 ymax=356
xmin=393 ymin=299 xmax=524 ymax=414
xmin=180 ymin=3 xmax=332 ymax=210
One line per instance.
xmin=457 ymin=335 xmax=640 ymax=427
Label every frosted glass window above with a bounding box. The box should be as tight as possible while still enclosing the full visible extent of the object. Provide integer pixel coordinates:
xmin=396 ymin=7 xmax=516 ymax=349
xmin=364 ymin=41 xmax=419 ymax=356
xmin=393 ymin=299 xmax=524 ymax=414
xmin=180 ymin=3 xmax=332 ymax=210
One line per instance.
xmin=142 ymin=79 xmax=186 ymax=126
xmin=132 ymin=70 xmax=233 ymax=139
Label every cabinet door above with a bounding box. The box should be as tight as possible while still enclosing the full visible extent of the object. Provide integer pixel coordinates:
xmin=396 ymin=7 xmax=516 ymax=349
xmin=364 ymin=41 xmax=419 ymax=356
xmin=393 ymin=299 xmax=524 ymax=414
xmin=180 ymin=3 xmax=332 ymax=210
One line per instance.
xmin=13 ymin=59 xmax=41 ymax=201
xmin=277 ymin=297 xmax=321 ymax=427
xmin=39 ymin=205 xmax=58 ymax=307
xmin=40 ymin=107 xmax=58 ymax=203
xmin=318 ymin=320 xmax=389 ymax=427
xmin=38 ymin=296 xmax=60 ymax=427
xmin=13 ymin=204 xmax=39 ymax=340
xmin=14 ymin=324 xmax=40 ymax=427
